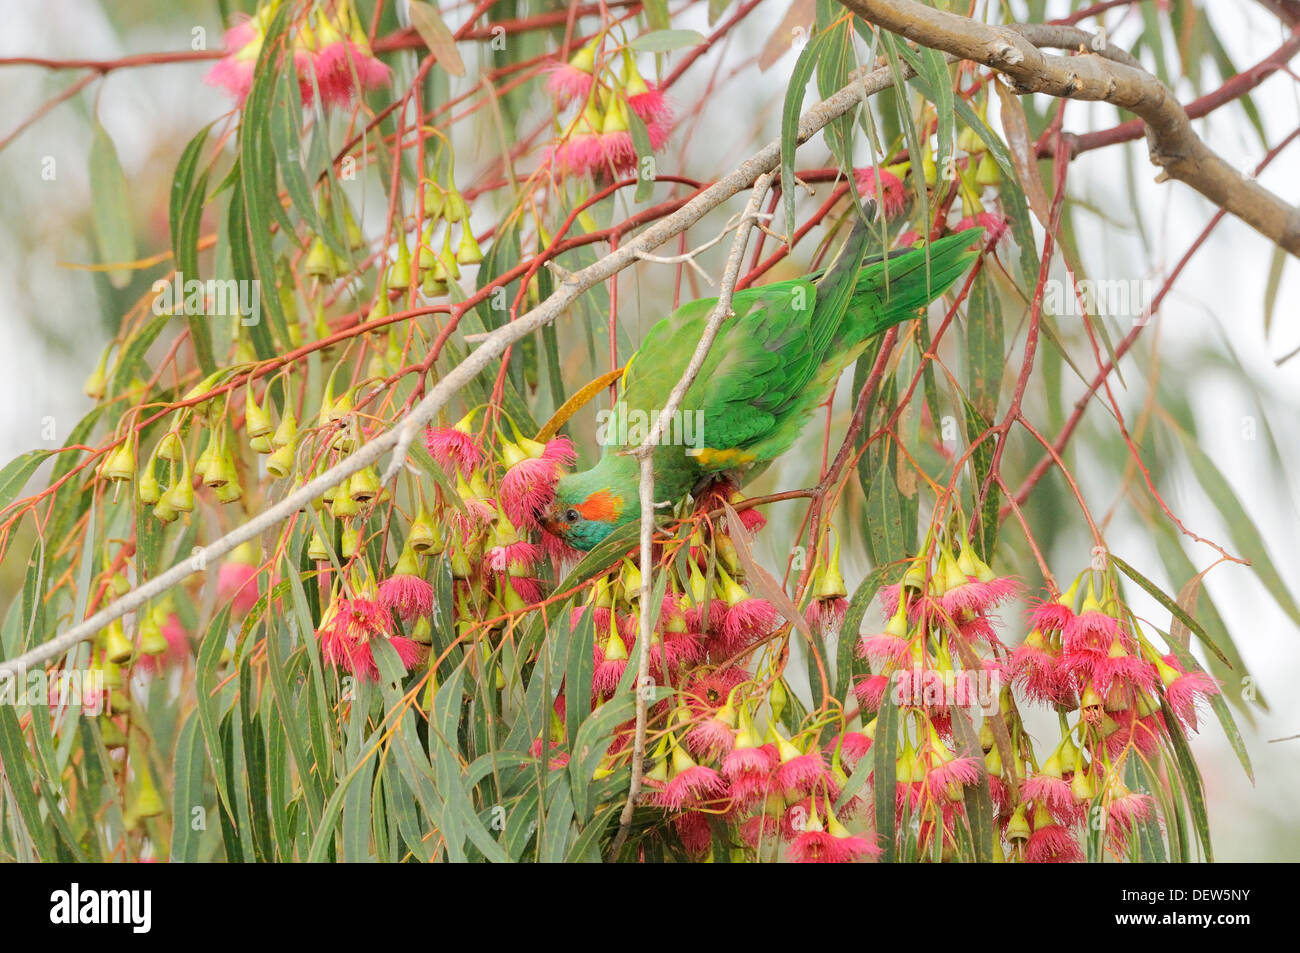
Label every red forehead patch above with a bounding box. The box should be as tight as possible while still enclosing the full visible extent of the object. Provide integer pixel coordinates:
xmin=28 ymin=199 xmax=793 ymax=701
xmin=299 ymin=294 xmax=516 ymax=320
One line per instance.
xmin=577 ymin=490 xmax=622 ymax=523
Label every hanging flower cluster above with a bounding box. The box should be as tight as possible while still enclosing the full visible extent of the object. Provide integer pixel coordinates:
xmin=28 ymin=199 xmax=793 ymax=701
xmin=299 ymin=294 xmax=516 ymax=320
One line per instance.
xmin=543 ymin=36 xmax=674 ymax=178
xmin=207 ymin=0 xmax=390 ymax=108
xmin=857 ymin=94 xmax=1009 ymax=249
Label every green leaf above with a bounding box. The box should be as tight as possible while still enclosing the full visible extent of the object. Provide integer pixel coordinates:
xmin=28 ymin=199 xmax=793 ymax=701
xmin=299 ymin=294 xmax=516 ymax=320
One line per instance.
xmin=408 ymin=0 xmax=467 ymax=76
xmin=0 ymin=450 xmax=52 ymax=515
xmin=627 ymin=108 xmax=656 ymax=204
xmin=168 ymin=124 xmax=215 ymax=373
xmin=865 ymin=441 xmax=907 ymax=566
xmin=0 ymin=704 xmax=55 ymax=859
xmin=780 ymin=27 xmax=836 ymax=238
xmin=1160 ymin=698 xmax=1214 ymax=862
xmin=871 ymin=676 xmax=900 ymax=861
xmin=89 ymin=119 xmax=137 ymax=289
xmin=194 ymin=606 xmax=235 ymax=814
xmin=1111 ymin=555 xmax=1231 ymax=669
xmin=169 ymin=711 xmax=208 ymax=862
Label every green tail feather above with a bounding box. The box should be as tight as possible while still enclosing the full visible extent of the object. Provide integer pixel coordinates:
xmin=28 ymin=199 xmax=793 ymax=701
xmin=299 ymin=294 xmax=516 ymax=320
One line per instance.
xmin=842 ymin=228 xmax=982 ymax=344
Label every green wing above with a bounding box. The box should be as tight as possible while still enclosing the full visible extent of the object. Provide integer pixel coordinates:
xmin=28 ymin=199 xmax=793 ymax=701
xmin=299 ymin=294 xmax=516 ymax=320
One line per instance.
xmin=619 ymin=279 xmax=823 ymax=456
xmin=615 ymin=224 xmax=979 ymax=479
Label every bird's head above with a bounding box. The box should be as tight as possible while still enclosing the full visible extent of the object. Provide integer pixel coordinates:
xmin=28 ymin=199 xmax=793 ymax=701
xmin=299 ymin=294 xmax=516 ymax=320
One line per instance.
xmin=541 ymin=475 xmax=627 ymax=551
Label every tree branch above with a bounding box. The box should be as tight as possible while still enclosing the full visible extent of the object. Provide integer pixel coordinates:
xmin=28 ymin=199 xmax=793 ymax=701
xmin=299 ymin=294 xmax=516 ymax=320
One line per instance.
xmin=0 ymin=61 xmax=910 ymax=683
xmin=838 ymin=0 xmax=1300 ymax=258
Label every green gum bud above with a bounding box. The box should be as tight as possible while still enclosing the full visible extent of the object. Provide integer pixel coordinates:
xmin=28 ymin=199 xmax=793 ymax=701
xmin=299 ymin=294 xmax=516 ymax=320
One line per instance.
xmin=768 ymin=677 xmax=788 ymax=723
xmin=266 ymin=443 xmax=294 ymax=480
xmin=455 ymin=226 xmax=483 ymax=265
xmin=304 ymin=237 xmax=335 ymax=280
xmin=163 ymin=466 xmax=195 ymax=514
xmin=1007 ymin=804 xmax=1031 ymax=840
xmin=272 ymin=408 xmax=297 ymax=449
xmin=975 ymin=152 xmax=1001 ymax=187
xmin=138 ymin=610 xmax=168 ymax=656
xmin=245 ymin=387 xmax=273 ymax=439
xmin=100 ymin=441 xmax=136 ymax=482
xmin=101 ymin=619 xmax=135 ymax=665
xmin=388 ymin=237 xmax=412 ymax=288
xmin=155 ymin=430 xmax=184 ymax=462
xmin=84 ymin=347 xmax=111 ymax=399
xmin=137 ymin=460 xmax=161 ymax=505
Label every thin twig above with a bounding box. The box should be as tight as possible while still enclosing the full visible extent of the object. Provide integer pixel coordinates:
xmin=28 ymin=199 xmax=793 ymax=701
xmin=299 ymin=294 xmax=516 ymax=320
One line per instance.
xmin=0 ymin=63 xmax=907 ymax=684
xmin=609 ymin=173 xmax=775 ymax=860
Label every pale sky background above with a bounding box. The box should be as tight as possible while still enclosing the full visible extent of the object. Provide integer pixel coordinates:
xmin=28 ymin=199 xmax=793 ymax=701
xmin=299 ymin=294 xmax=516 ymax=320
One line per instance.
xmin=0 ymin=0 xmax=1296 ymax=859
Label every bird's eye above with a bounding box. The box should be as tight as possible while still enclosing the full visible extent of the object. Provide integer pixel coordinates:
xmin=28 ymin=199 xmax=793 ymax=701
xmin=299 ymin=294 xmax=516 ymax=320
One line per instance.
xmin=564 ymin=508 xmax=581 ymax=524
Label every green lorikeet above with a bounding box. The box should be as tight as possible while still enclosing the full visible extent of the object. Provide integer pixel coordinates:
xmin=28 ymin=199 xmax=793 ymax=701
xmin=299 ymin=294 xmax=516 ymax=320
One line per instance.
xmin=542 ymin=220 xmax=981 ymax=550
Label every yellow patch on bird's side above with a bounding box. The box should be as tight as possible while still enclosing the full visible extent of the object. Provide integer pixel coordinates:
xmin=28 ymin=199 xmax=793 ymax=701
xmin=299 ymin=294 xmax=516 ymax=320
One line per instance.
xmin=689 ymin=446 xmax=757 ymax=469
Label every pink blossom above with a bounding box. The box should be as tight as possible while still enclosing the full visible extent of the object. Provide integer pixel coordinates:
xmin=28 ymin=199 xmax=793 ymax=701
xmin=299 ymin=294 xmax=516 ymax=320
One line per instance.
xmin=318 ymin=597 xmax=423 ymax=682
xmin=313 ymin=38 xmax=391 ymax=106
xmin=1025 ymin=823 xmax=1082 ymax=863
xmin=1160 ymin=655 xmax=1221 ymax=730
xmin=501 ymin=437 xmax=575 ymax=530
xmin=204 ymin=19 xmax=260 ymax=105
xmin=954 ymin=212 xmax=1009 ymax=247
xmin=218 ymin=562 xmax=260 ymax=615
xmin=854 ymin=166 xmax=907 ymax=219
xmin=544 ymin=62 xmax=595 ymax=103
xmin=655 ymin=764 xmax=726 ymax=811
xmin=788 ymin=828 xmax=879 ymax=863
xmin=377 ymin=574 xmax=434 ymax=624
xmin=827 ymin=731 xmax=873 ymax=770
xmin=424 ymin=425 xmax=482 ymax=477
xmin=674 ymin=811 xmax=713 ymax=854
xmin=773 ymin=753 xmax=830 ymax=797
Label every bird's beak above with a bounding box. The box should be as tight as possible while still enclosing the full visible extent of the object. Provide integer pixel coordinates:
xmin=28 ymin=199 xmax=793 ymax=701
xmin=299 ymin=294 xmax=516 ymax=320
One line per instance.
xmin=539 ymin=504 xmax=564 ymax=537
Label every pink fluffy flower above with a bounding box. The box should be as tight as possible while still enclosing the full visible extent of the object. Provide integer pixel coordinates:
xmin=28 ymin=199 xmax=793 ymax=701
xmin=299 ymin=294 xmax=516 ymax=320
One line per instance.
xmin=377 ymin=574 xmax=434 ymax=624
xmin=954 ymin=212 xmax=1009 ymax=248
xmin=217 ymin=561 xmax=260 ymax=616
xmin=1158 ymin=654 xmax=1221 ymax=730
xmin=486 ymin=540 xmax=543 ymax=576
xmin=827 ymin=731 xmax=873 ymax=770
xmin=1106 ymin=788 xmax=1156 ymax=846
xmin=313 ymin=36 xmax=391 ymax=106
xmin=674 ymin=811 xmax=713 ymax=854
xmin=717 ymin=598 xmax=777 ymax=655
xmin=1028 ymin=597 xmax=1075 ymax=633
xmin=923 ymin=756 xmax=982 ymax=801
xmin=541 ymin=529 xmax=584 ymax=566
xmin=858 ymin=631 xmax=911 ymax=667
xmin=722 ymin=742 xmax=778 ymax=805
xmin=500 ymin=436 xmax=575 ymax=530
xmin=854 ymin=166 xmax=907 ymax=219
xmin=656 ymin=763 xmax=726 ymax=811
xmin=318 ymin=597 xmax=422 ymax=683
xmin=1025 ymin=822 xmax=1083 ymax=863
xmin=424 ymin=425 xmax=482 ymax=477
xmin=941 ymin=575 xmax=1019 ymax=618
xmin=544 ymin=61 xmax=595 ymax=104
xmin=773 ymin=752 xmax=830 ymax=797
xmin=1063 ymin=605 xmax=1123 ymax=655
xmin=1023 ymin=773 xmax=1078 ymax=824
xmin=592 ymin=632 xmax=630 ymax=697
xmin=204 ymin=18 xmax=262 ymax=105
xmin=853 ymin=673 xmax=890 ymax=711
xmin=788 ymin=827 xmax=879 ymax=863
xmin=1010 ymin=629 xmax=1074 ymax=706
xmin=807 ymin=596 xmax=848 ymax=633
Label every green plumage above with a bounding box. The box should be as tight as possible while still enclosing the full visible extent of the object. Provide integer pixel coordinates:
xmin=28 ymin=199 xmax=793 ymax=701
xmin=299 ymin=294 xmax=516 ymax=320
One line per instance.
xmin=550 ymin=221 xmax=981 ymax=549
